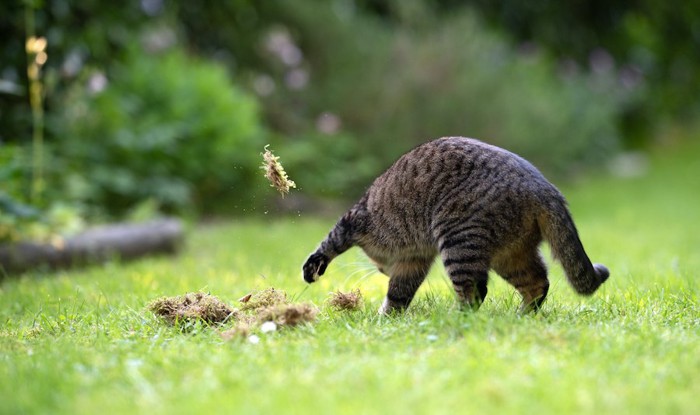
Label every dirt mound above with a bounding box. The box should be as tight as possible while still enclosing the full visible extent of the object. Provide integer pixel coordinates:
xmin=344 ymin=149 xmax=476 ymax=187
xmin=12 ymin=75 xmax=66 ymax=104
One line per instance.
xmin=148 ymin=288 xmax=318 ymax=339
xmin=239 ymin=287 xmax=288 ymax=311
xmin=327 ymin=289 xmax=363 ymax=311
xmin=256 ymin=303 xmax=318 ymax=327
xmin=147 ymin=292 xmax=235 ymax=325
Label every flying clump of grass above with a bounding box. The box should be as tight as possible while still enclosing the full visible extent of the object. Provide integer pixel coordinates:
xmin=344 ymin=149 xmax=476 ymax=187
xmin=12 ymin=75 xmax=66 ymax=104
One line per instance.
xmin=261 ymin=145 xmax=296 ymax=197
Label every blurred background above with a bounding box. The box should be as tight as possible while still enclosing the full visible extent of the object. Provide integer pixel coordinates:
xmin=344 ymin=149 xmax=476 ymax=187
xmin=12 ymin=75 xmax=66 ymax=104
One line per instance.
xmin=1 ymin=0 xmax=699 ymax=241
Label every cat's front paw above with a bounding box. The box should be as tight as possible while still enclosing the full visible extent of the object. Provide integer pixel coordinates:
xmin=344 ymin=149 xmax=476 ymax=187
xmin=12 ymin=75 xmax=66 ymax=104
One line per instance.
xmin=302 ymin=252 xmax=330 ymax=283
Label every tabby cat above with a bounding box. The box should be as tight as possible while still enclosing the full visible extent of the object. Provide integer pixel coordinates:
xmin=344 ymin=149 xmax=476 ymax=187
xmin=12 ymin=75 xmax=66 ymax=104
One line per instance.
xmin=302 ymin=137 xmax=609 ymax=314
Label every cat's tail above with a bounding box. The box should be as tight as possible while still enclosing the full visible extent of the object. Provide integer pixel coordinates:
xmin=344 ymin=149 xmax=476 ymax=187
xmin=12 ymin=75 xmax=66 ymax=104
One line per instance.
xmin=538 ymin=198 xmax=609 ymax=295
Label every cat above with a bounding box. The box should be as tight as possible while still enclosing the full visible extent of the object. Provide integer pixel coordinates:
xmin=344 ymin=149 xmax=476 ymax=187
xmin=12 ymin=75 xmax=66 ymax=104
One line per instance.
xmin=302 ymin=137 xmax=609 ymax=314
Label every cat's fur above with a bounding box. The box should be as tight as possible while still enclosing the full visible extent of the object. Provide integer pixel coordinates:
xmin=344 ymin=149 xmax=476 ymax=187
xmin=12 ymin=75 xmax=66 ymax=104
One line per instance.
xmin=302 ymin=137 xmax=609 ymax=314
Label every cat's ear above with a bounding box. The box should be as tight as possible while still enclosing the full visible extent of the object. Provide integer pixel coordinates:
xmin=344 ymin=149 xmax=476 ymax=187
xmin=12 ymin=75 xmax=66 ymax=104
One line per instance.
xmin=302 ymin=252 xmax=329 ymax=283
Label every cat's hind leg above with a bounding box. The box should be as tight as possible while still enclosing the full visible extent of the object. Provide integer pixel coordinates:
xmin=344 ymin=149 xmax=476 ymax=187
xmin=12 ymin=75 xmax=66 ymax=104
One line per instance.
xmin=379 ymin=258 xmax=433 ymax=315
xmin=493 ymin=248 xmax=549 ymax=313
xmin=438 ymin=241 xmax=491 ymax=310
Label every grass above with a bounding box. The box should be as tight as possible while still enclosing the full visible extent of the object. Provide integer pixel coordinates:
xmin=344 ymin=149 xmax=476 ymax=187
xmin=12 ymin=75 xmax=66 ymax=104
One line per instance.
xmin=1 ymin=140 xmax=699 ymax=415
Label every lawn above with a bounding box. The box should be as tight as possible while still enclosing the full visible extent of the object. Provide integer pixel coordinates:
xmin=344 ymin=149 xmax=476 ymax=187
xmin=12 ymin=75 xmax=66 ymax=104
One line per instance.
xmin=1 ymin=139 xmax=699 ymax=415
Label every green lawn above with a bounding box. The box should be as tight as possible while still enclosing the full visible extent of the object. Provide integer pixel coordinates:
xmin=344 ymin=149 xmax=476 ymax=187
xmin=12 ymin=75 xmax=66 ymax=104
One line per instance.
xmin=1 ymin=140 xmax=699 ymax=415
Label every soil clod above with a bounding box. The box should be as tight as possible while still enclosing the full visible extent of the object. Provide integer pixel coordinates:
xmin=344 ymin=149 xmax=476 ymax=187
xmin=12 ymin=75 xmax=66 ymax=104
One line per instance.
xmin=257 ymin=303 xmax=318 ymax=327
xmin=148 ymin=287 xmax=318 ymax=337
xmin=148 ymin=292 xmax=235 ymax=325
xmin=239 ymin=288 xmax=288 ymax=311
xmin=327 ymin=289 xmax=363 ymax=311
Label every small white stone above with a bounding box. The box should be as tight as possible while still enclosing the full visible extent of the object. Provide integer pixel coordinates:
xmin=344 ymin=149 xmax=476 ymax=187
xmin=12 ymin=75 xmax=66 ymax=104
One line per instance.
xmin=247 ymin=334 xmax=260 ymax=344
xmin=260 ymin=321 xmax=278 ymax=333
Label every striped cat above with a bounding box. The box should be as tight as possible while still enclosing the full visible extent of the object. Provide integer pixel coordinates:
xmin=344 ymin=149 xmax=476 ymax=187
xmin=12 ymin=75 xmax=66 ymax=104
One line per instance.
xmin=302 ymin=137 xmax=609 ymax=314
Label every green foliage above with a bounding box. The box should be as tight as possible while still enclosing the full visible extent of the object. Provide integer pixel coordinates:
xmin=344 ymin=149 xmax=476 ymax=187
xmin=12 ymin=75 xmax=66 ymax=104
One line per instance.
xmin=0 ymin=145 xmax=85 ymax=242
xmin=3 ymin=2 xmax=267 ymax=220
xmin=461 ymin=0 xmax=700 ymax=144
xmin=281 ymin=132 xmax=381 ymax=198
xmin=174 ymin=2 xmax=632 ymax=196
xmin=0 ymin=192 xmax=84 ymax=243
xmin=0 ymin=0 xmax=153 ymax=144
xmin=0 ymin=192 xmax=39 ymax=242
xmin=260 ymin=5 xmax=627 ymax=196
xmin=0 ymin=144 xmax=27 ymax=200
xmin=3 ymin=0 xmax=696 ymax=221
xmin=52 ymin=47 xmax=265 ymax=216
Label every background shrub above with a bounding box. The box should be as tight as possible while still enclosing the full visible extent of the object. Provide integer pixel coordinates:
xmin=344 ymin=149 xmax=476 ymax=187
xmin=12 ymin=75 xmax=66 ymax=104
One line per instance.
xmin=3 ymin=0 xmax=694 ymax=229
xmin=52 ymin=47 xmax=265 ymax=217
xmin=264 ymin=7 xmax=629 ymax=197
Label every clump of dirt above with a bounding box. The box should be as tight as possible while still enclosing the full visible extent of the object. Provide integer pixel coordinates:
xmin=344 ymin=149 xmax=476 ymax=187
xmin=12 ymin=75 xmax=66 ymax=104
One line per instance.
xmin=148 ymin=288 xmax=318 ymax=338
xmin=257 ymin=303 xmax=318 ymax=327
xmin=239 ymin=287 xmax=288 ymax=311
xmin=220 ymin=322 xmax=252 ymax=341
xmin=148 ymin=292 xmax=235 ymax=325
xmin=327 ymin=289 xmax=363 ymax=311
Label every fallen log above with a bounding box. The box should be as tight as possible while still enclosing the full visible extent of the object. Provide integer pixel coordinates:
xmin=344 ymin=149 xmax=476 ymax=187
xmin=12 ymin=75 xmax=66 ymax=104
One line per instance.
xmin=0 ymin=218 xmax=184 ymax=276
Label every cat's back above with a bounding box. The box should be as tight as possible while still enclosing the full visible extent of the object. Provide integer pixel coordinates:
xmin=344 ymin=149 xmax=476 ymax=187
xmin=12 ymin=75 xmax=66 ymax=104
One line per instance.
xmin=367 ymin=136 xmax=553 ymax=205
xmin=360 ymin=137 xmax=558 ymax=248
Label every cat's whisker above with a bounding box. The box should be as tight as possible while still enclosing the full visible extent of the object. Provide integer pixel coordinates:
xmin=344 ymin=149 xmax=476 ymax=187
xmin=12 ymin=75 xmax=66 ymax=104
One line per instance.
xmin=334 ymin=261 xmax=374 ymax=270
xmin=349 ymin=270 xmax=380 ymax=289
xmin=342 ymin=266 xmax=378 ymax=286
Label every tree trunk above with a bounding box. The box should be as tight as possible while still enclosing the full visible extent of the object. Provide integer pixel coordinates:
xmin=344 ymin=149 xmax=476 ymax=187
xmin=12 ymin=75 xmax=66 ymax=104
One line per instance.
xmin=0 ymin=219 xmax=184 ymax=276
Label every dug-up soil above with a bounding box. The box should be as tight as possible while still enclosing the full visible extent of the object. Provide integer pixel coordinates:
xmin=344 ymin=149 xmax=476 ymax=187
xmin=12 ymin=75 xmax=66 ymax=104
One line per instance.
xmin=148 ymin=288 xmax=343 ymax=339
